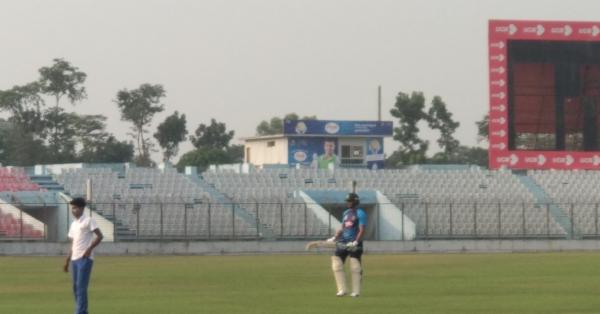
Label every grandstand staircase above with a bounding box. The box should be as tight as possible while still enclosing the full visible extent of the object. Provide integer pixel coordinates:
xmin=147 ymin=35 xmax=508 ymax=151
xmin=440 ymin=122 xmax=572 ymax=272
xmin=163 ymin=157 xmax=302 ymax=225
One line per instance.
xmin=29 ymin=175 xmax=64 ymax=192
xmin=187 ymin=174 xmax=276 ymax=239
xmin=517 ymin=174 xmax=577 ymax=239
xmin=88 ymin=205 xmax=136 ymax=240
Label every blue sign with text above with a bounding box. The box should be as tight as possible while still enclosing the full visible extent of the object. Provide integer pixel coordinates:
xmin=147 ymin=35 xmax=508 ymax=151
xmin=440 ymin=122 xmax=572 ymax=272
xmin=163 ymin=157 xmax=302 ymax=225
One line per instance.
xmin=284 ymin=120 xmax=392 ymax=137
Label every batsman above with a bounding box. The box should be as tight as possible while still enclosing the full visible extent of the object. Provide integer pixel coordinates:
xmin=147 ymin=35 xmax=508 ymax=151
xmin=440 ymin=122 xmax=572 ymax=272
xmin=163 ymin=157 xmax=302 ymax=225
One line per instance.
xmin=327 ymin=192 xmax=367 ymax=297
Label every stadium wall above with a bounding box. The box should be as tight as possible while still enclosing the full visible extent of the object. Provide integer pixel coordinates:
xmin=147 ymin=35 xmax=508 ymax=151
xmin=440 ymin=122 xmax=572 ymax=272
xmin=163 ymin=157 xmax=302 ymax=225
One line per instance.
xmin=6 ymin=240 xmax=600 ymax=256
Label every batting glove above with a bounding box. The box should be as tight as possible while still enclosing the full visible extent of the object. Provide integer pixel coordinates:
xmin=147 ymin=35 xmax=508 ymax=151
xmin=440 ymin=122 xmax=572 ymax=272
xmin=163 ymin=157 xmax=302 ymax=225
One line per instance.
xmin=348 ymin=241 xmax=358 ymax=247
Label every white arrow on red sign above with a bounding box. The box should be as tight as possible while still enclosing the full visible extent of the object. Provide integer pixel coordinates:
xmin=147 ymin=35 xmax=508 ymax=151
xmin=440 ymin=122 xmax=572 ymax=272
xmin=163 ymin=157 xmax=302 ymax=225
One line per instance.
xmin=490 ymin=41 xmax=505 ymax=49
xmin=523 ymin=25 xmax=545 ymax=36
xmin=580 ymin=155 xmax=600 ymax=166
xmin=492 ymin=92 xmax=506 ymax=99
xmin=551 ymin=25 xmax=573 ymax=36
xmin=525 ymin=154 xmax=546 ymax=166
xmin=491 ymin=79 xmax=506 ymax=87
xmin=552 ymin=154 xmax=574 ymax=166
xmin=491 ymin=104 xmax=506 ymax=112
xmin=509 ymin=154 xmax=518 ymax=165
xmin=491 ymin=142 xmax=507 ymax=150
xmin=578 ymin=25 xmax=600 ymax=37
xmin=495 ymin=24 xmax=518 ymax=35
xmin=490 ymin=54 xmax=505 ymax=62
xmin=496 ymin=154 xmax=518 ymax=165
xmin=491 ymin=130 xmax=506 ymax=137
xmin=491 ymin=117 xmax=506 ymax=125
xmin=491 ymin=67 xmax=506 ymax=74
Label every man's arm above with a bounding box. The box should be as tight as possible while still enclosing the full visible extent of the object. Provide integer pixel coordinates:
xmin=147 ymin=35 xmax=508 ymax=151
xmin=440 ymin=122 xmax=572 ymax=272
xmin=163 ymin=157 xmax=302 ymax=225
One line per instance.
xmin=327 ymin=228 xmax=343 ymax=242
xmin=63 ymin=249 xmax=72 ymax=272
xmin=354 ymin=210 xmax=367 ymax=242
xmin=83 ymin=229 xmax=103 ymax=258
xmin=355 ymin=225 xmax=365 ymax=242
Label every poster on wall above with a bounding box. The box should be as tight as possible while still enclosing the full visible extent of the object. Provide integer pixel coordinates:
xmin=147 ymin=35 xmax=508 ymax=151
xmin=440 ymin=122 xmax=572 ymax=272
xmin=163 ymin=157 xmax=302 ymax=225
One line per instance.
xmin=365 ymin=138 xmax=385 ymax=170
xmin=288 ymin=137 xmax=340 ymax=169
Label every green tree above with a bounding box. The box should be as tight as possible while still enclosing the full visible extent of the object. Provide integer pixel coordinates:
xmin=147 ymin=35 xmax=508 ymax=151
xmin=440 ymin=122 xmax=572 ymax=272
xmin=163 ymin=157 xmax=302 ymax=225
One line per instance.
xmin=0 ymin=82 xmax=46 ymax=135
xmin=0 ymin=122 xmax=47 ymax=166
xmin=0 ymin=82 xmax=49 ymax=165
xmin=190 ymin=119 xmax=234 ymax=150
xmin=389 ymin=92 xmax=429 ymax=165
xmin=38 ymin=58 xmax=87 ymax=158
xmin=154 ymin=111 xmax=188 ymax=162
xmin=476 ymin=114 xmax=489 ymax=143
xmin=176 ymin=147 xmax=233 ymax=172
xmin=226 ymin=144 xmax=244 ymax=163
xmin=427 ymin=96 xmax=460 ymax=160
xmin=115 ymin=83 xmax=165 ymax=166
xmin=40 ymin=110 xmax=119 ymax=163
xmin=79 ymin=136 xmax=134 ymax=163
xmin=256 ymin=113 xmax=317 ymax=136
xmin=41 ymin=108 xmax=78 ymax=162
xmin=430 ymin=146 xmax=488 ymax=167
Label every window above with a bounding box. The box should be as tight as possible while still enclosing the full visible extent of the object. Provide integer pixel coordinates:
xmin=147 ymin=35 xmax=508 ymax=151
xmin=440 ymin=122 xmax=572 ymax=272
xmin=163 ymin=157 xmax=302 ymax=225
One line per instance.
xmin=341 ymin=145 xmax=364 ymax=164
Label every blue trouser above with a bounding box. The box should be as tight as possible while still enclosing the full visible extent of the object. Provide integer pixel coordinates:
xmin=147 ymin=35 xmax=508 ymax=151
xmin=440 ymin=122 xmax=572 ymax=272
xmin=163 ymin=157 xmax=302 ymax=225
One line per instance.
xmin=71 ymin=257 xmax=93 ymax=314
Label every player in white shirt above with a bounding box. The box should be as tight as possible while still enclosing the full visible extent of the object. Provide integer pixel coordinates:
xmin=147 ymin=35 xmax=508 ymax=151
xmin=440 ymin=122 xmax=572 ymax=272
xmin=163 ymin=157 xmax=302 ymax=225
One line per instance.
xmin=63 ymin=197 xmax=103 ymax=314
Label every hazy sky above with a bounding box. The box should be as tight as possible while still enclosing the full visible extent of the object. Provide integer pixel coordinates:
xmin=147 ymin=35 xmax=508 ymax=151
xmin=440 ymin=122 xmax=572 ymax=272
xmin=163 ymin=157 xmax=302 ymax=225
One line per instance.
xmin=2 ymin=0 xmax=600 ymax=161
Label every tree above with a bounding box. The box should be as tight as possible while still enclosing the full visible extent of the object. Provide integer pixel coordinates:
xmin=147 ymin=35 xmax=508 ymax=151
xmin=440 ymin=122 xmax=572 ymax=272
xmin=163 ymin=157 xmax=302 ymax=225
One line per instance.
xmin=226 ymin=144 xmax=244 ymax=163
xmin=476 ymin=114 xmax=489 ymax=143
xmin=115 ymin=83 xmax=165 ymax=166
xmin=41 ymin=107 xmax=78 ymax=162
xmin=0 ymin=82 xmax=46 ymax=135
xmin=430 ymin=146 xmax=488 ymax=167
xmin=176 ymin=147 xmax=233 ymax=172
xmin=190 ymin=119 xmax=234 ymax=150
xmin=38 ymin=58 xmax=87 ymax=157
xmin=389 ymin=92 xmax=429 ymax=165
xmin=427 ymin=96 xmax=460 ymax=160
xmin=0 ymin=122 xmax=47 ymax=166
xmin=154 ymin=111 xmax=188 ymax=162
xmin=256 ymin=113 xmax=317 ymax=136
xmin=79 ymin=136 xmax=134 ymax=163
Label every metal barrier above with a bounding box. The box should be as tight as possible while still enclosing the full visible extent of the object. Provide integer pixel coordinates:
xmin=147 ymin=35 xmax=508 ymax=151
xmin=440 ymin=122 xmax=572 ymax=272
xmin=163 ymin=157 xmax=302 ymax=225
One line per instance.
xmin=4 ymin=201 xmax=600 ymax=241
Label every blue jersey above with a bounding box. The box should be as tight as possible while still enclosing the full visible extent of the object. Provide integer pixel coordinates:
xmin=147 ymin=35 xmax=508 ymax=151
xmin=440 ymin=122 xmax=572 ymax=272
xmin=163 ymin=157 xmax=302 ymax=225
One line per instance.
xmin=340 ymin=208 xmax=367 ymax=242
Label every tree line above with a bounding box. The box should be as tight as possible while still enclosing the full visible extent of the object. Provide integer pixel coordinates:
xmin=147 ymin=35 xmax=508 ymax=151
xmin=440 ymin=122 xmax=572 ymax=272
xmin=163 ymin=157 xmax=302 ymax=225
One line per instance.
xmin=387 ymin=91 xmax=488 ymax=167
xmin=0 ymin=58 xmax=489 ymax=170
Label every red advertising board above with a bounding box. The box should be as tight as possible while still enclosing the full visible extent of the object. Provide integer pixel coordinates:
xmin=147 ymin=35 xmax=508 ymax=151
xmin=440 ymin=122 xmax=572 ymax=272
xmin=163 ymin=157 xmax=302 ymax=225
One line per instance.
xmin=489 ymin=20 xmax=600 ymax=169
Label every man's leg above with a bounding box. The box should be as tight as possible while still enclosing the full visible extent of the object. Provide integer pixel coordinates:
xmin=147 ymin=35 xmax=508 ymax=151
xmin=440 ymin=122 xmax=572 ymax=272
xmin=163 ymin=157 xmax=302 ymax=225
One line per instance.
xmin=71 ymin=259 xmax=78 ymax=312
xmin=349 ymin=257 xmax=362 ymax=297
xmin=331 ymin=256 xmax=347 ymax=296
xmin=349 ymin=244 xmax=363 ymax=297
xmin=74 ymin=258 xmax=94 ymax=314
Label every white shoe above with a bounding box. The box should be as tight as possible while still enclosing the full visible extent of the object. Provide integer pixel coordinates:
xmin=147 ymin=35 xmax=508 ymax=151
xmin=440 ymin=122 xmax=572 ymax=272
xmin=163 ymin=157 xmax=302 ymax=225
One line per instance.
xmin=336 ymin=291 xmax=346 ymax=297
xmin=350 ymin=293 xmax=360 ymax=298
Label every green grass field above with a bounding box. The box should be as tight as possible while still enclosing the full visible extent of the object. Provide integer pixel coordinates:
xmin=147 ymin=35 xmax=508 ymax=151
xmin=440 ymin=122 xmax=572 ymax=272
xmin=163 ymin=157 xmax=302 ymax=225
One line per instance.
xmin=2 ymin=252 xmax=600 ymax=314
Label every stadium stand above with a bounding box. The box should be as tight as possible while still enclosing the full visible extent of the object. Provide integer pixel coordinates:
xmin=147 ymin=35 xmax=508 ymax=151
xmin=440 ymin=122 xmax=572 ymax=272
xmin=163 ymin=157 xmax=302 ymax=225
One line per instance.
xmin=20 ymin=163 xmax=577 ymax=240
xmin=528 ymin=170 xmax=600 ymax=237
xmin=0 ymin=167 xmax=46 ymax=239
xmin=54 ymin=166 xmax=258 ymax=239
xmin=203 ymin=166 xmax=567 ymax=239
xmin=0 ymin=167 xmax=41 ymax=192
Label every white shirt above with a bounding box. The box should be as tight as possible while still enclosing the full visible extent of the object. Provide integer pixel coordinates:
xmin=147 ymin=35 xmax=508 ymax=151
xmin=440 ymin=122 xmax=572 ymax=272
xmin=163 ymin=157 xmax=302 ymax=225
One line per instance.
xmin=68 ymin=215 xmax=99 ymax=261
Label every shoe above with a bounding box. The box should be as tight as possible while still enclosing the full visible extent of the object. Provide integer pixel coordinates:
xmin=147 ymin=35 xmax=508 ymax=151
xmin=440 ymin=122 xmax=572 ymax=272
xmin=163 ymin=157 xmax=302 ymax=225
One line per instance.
xmin=336 ymin=291 xmax=346 ymax=297
xmin=350 ymin=293 xmax=359 ymax=298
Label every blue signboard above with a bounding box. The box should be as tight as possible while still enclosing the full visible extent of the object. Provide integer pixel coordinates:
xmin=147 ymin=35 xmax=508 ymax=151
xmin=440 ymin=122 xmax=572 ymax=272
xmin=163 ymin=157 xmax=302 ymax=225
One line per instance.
xmin=288 ymin=137 xmax=339 ymax=169
xmin=284 ymin=120 xmax=392 ymax=136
